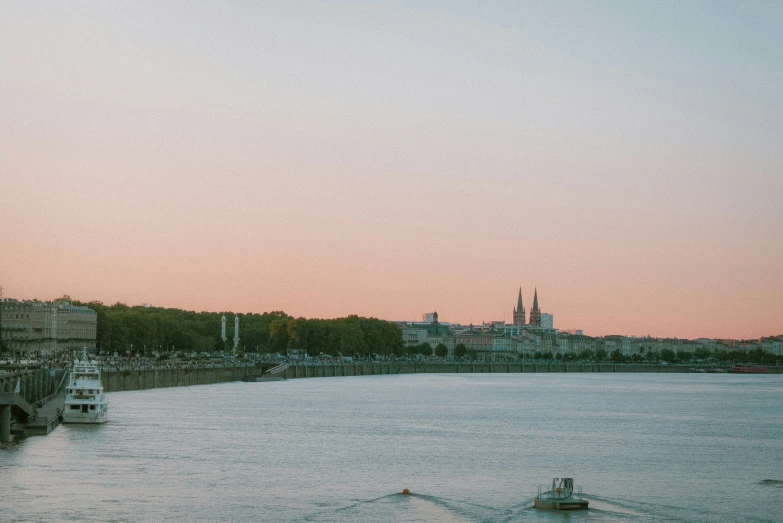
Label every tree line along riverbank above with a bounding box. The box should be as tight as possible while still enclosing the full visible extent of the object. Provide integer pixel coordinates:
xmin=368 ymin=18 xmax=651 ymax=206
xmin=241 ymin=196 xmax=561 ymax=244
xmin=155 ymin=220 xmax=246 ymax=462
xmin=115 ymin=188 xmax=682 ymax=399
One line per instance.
xmin=72 ymin=300 xmax=402 ymax=357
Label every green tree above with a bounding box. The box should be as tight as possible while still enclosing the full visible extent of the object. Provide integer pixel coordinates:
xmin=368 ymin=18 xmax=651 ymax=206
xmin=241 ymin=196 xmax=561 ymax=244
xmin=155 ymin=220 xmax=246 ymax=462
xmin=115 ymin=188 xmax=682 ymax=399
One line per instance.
xmin=64 ymin=300 xmax=408 ymax=358
xmin=454 ymin=343 xmax=467 ymax=359
xmin=418 ymin=343 xmax=433 ymax=356
xmin=729 ymin=350 xmax=746 ymax=362
xmin=579 ymin=349 xmax=594 ymax=360
xmin=660 ymin=349 xmax=676 ymax=362
xmin=610 ymin=349 xmax=626 ymax=363
xmin=595 ymin=349 xmax=608 ymax=361
xmin=748 ymin=348 xmax=765 ymax=364
xmin=713 ymin=349 xmax=730 ymax=362
xmin=435 ymin=343 xmax=448 ymax=358
xmin=268 ymin=319 xmax=291 ymax=353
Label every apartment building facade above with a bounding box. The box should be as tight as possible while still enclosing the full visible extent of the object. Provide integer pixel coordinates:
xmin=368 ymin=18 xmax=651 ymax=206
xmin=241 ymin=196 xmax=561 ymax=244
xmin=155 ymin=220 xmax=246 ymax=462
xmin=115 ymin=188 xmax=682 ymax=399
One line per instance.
xmin=0 ymin=299 xmax=97 ymax=357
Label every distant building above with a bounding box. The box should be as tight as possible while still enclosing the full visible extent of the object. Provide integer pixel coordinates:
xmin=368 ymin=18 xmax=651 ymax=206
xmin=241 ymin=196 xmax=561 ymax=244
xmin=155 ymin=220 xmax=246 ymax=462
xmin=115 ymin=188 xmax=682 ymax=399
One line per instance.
xmin=761 ymin=338 xmax=783 ymax=355
xmin=427 ymin=335 xmax=455 ymax=358
xmin=541 ymin=313 xmax=553 ymax=329
xmin=400 ymin=311 xmax=453 ymax=355
xmin=422 ymin=312 xmax=437 ymax=322
xmin=400 ymin=325 xmax=428 ymax=346
xmin=455 ymin=332 xmax=493 ymax=354
xmin=0 ymin=298 xmax=97 ymax=357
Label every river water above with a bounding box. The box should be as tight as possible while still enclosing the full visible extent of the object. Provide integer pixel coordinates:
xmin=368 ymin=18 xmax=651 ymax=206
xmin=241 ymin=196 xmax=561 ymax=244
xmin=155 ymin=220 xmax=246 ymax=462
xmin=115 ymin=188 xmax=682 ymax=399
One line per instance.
xmin=1 ymin=373 xmax=781 ymax=522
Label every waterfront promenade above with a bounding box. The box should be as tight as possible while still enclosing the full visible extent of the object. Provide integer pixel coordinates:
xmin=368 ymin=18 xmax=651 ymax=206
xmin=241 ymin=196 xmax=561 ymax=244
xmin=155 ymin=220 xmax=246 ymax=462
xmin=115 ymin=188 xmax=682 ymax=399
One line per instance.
xmin=99 ymin=361 xmax=780 ymax=393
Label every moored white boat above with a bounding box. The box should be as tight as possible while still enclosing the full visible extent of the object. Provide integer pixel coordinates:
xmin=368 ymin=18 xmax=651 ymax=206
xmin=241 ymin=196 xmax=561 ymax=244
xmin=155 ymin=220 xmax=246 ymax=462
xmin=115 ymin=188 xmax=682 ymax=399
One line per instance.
xmin=534 ymin=478 xmax=588 ymax=510
xmin=63 ymin=351 xmax=108 ymax=424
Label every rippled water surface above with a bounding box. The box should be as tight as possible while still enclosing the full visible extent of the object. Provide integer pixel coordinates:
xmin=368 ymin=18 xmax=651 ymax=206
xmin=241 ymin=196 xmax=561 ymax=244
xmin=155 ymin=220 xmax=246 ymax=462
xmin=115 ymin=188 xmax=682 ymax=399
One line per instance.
xmin=1 ymin=373 xmax=782 ymax=522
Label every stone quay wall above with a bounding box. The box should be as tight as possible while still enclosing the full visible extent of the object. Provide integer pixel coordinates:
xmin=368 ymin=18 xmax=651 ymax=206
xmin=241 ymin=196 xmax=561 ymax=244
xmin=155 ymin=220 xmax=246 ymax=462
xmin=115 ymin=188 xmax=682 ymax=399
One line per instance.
xmin=102 ymin=367 xmax=253 ymax=392
xmin=281 ymin=362 xmax=780 ymax=378
xmin=99 ymin=362 xmax=780 ymax=392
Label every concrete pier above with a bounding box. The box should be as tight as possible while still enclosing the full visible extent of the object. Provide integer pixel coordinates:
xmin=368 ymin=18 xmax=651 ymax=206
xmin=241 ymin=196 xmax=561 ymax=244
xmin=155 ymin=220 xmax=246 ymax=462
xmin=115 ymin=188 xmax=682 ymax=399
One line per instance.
xmin=24 ymin=388 xmax=66 ymax=436
xmin=1 ymin=405 xmax=10 ymax=443
xmin=0 ymin=369 xmax=68 ymax=441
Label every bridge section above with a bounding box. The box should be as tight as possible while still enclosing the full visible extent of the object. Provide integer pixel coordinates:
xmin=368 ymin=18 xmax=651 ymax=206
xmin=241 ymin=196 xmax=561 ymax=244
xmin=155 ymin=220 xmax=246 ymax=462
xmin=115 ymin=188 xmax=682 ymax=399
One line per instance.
xmin=0 ymin=369 xmax=66 ymax=442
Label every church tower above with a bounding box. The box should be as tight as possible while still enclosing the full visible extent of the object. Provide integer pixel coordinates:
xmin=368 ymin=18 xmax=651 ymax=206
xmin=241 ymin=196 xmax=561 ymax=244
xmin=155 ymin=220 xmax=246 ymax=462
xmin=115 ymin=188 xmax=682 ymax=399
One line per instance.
xmin=529 ymin=288 xmax=541 ymax=327
xmin=512 ymin=287 xmax=525 ymax=326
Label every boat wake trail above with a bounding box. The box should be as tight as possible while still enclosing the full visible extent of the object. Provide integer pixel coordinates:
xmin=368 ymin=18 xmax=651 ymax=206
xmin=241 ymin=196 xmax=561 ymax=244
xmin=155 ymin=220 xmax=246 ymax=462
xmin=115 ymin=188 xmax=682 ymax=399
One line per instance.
xmin=300 ymin=492 xmax=495 ymax=522
xmin=302 ymin=490 xmax=780 ymax=523
xmin=580 ymin=494 xmax=753 ymax=523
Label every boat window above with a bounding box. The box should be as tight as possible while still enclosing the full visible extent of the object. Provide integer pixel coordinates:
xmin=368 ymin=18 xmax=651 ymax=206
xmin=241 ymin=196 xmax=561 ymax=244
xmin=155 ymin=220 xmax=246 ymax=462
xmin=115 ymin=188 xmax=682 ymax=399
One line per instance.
xmin=70 ymin=405 xmax=80 ymax=410
xmin=90 ymin=405 xmax=96 ymax=410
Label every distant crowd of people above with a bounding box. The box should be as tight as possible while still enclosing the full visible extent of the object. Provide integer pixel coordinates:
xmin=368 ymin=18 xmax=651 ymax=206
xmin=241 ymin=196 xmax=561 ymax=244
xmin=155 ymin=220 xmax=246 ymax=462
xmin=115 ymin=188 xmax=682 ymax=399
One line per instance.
xmin=1 ymin=354 xmax=257 ymax=373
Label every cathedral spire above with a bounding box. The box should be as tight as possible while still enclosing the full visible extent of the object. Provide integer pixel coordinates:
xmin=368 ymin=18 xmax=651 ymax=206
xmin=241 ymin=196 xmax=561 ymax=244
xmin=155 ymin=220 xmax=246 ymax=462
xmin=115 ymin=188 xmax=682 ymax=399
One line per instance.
xmin=529 ymin=287 xmax=541 ymax=327
xmin=532 ymin=288 xmax=538 ymax=311
xmin=513 ymin=286 xmax=526 ymax=326
xmin=517 ymin=287 xmax=523 ymax=311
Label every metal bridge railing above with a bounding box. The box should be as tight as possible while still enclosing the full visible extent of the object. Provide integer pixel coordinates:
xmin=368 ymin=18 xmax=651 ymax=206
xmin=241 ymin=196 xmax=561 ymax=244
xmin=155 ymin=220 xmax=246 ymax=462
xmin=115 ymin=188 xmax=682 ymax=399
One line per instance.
xmin=31 ymin=370 xmax=68 ymax=409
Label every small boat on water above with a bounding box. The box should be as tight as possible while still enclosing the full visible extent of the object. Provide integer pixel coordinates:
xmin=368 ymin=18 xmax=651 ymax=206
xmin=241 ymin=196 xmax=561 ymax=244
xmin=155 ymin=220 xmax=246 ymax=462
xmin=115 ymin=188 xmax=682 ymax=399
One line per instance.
xmin=63 ymin=351 xmax=108 ymax=424
xmin=731 ymin=365 xmax=768 ymax=374
xmin=534 ymin=478 xmax=588 ymax=510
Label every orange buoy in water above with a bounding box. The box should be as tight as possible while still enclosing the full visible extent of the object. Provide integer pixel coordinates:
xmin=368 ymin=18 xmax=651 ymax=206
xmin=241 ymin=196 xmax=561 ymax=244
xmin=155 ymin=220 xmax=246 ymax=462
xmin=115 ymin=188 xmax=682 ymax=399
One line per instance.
xmin=401 ymin=489 xmax=411 ymax=495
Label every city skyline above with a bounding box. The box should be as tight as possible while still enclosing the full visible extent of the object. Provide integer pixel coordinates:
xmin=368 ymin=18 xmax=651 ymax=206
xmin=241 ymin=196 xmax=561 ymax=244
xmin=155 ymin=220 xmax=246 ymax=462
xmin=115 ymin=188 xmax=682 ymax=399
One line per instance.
xmin=1 ymin=288 xmax=780 ymax=342
xmin=2 ymin=3 xmax=781 ymax=340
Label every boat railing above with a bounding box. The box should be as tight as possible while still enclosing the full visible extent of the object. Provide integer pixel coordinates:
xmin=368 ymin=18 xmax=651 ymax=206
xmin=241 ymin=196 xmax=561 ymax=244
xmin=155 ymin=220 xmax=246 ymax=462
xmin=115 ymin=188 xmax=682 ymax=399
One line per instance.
xmin=536 ymin=479 xmax=584 ymax=501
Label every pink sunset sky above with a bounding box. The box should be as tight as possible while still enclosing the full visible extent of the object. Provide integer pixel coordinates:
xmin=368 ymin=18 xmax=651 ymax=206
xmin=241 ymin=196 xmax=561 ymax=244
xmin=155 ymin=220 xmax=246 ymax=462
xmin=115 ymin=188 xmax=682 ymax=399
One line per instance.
xmin=1 ymin=3 xmax=781 ymax=339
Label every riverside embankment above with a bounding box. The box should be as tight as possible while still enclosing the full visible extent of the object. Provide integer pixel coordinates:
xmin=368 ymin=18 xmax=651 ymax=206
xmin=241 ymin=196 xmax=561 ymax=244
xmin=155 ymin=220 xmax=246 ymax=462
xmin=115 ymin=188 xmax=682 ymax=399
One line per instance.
xmin=99 ymin=362 xmax=779 ymax=392
xmin=279 ymin=362 xmax=768 ymax=379
xmin=102 ymin=367 xmax=253 ymax=392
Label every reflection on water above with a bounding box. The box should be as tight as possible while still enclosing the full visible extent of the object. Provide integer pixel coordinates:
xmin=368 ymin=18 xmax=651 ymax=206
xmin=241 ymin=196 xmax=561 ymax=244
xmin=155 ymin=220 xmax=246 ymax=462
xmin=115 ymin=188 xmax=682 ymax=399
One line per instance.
xmin=1 ymin=373 xmax=782 ymax=522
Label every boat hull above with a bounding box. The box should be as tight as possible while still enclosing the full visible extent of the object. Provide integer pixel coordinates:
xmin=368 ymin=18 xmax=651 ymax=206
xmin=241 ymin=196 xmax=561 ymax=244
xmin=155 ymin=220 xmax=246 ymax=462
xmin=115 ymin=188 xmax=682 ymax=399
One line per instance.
xmin=62 ymin=411 xmax=108 ymax=424
xmin=732 ymin=366 xmax=768 ymax=374
xmin=534 ymin=498 xmax=589 ymax=510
